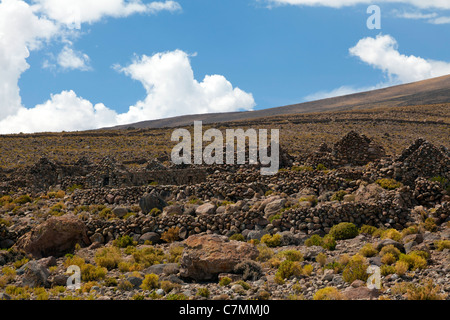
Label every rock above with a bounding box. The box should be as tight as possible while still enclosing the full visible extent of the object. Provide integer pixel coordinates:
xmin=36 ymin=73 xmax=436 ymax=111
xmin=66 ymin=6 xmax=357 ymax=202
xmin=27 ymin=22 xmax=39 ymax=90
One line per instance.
xmin=375 ymin=239 xmax=405 ymax=253
xmin=402 ymin=233 xmax=423 ymax=244
xmin=38 ymin=256 xmax=57 ymax=268
xmin=21 ymin=261 xmax=50 ymax=288
xmin=112 ymin=207 xmax=129 ymax=219
xmin=15 ymin=215 xmax=90 ymax=258
xmin=126 ymin=276 xmax=143 ymax=289
xmin=264 ymin=199 xmax=286 ymax=218
xmin=139 ymin=232 xmax=161 ymax=245
xmin=246 ymin=229 xmax=268 ymax=241
xmin=105 ymin=194 xmax=115 ymax=204
xmin=144 ymin=263 xmax=180 ymax=275
xmin=180 ymin=234 xmax=259 ymax=281
xmin=195 ymin=203 xmax=217 ymax=215
xmin=50 ymin=274 xmax=68 ymax=287
xmin=303 ymin=246 xmax=325 ymax=261
xmin=90 ymin=232 xmax=105 ymax=244
xmin=139 ymin=193 xmax=167 ymax=214
xmin=355 ymin=183 xmax=386 ymax=204
xmin=277 ymin=231 xmax=300 ymax=246
xmin=163 ymin=205 xmax=183 ymax=216
xmin=156 ymin=289 xmax=165 ymax=296
xmin=0 ymin=239 xmax=14 ymax=249
xmin=343 ymin=286 xmax=380 ymax=300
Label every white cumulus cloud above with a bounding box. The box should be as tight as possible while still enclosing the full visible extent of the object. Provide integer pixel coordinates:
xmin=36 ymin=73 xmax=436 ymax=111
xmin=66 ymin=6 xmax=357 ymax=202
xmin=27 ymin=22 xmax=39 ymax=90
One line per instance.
xmin=115 ymin=50 xmax=256 ymax=125
xmin=31 ymin=0 xmax=182 ymax=25
xmin=0 ymin=90 xmax=119 ymax=134
xmin=305 ymin=34 xmax=450 ymax=101
xmin=57 ymin=45 xmax=91 ymax=71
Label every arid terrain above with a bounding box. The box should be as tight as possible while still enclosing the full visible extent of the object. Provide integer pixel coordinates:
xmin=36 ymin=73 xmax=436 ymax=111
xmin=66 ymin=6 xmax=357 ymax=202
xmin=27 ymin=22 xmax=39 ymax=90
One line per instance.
xmin=0 ymin=95 xmax=449 ymax=300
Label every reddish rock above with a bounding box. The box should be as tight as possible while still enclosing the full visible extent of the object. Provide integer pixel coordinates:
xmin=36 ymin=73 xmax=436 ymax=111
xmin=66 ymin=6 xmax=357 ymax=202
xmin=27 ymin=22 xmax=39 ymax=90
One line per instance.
xmin=15 ymin=215 xmax=90 ymax=258
xmin=180 ymin=234 xmax=259 ymax=281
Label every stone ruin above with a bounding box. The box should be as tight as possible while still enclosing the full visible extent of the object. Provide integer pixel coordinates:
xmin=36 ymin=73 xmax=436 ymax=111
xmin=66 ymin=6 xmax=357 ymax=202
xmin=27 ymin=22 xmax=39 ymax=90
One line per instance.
xmin=306 ymin=130 xmax=386 ymax=168
xmin=394 ymin=138 xmax=450 ymax=186
xmin=0 ymin=156 xmax=208 ymax=193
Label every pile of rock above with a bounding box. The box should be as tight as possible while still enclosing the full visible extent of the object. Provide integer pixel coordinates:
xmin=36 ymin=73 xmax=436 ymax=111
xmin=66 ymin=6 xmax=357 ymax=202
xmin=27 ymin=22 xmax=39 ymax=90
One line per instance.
xmin=307 ymin=131 xmax=386 ymax=168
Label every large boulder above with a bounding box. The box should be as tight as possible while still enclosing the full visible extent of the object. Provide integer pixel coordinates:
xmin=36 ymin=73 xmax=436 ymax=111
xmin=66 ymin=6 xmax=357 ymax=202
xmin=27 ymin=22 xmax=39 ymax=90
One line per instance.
xmin=195 ymin=203 xmax=217 ymax=216
xmin=15 ymin=215 xmax=90 ymax=258
xmin=20 ymin=261 xmax=50 ymax=288
xmin=139 ymin=192 xmax=167 ymax=214
xmin=180 ymin=234 xmax=259 ymax=281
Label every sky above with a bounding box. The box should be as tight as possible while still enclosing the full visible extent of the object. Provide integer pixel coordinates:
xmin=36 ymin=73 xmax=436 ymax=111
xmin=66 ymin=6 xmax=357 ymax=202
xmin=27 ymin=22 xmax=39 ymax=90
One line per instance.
xmin=1 ymin=0 xmax=450 ymax=133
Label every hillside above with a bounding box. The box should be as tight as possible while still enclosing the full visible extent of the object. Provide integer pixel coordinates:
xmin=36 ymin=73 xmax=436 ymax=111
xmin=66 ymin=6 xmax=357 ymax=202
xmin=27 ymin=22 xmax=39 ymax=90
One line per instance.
xmin=107 ymin=75 xmax=450 ymax=130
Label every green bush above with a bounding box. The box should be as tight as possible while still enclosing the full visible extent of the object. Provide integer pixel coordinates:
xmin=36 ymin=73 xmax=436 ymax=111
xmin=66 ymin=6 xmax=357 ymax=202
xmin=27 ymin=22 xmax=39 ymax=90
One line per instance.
xmin=376 ymin=178 xmax=402 ymax=190
xmin=275 ymin=260 xmax=302 ymax=282
xmin=229 ymin=233 xmax=245 ymax=242
xmin=261 ymin=234 xmax=281 ymax=248
xmin=359 ymin=243 xmax=378 ymax=257
xmin=329 ymin=222 xmax=359 ymax=240
xmin=359 ymin=225 xmax=378 ymax=236
xmin=322 ymin=235 xmax=337 ymax=251
xmin=141 ymin=274 xmax=160 ymax=291
xmin=113 ymin=235 xmax=137 ymax=248
xmin=313 ymin=287 xmax=344 ymax=300
xmin=219 ymin=277 xmax=232 ymax=287
xmin=305 ymin=234 xmax=323 ymax=247
xmin=381 ymin=229 xmax=402 ymax=242
xmin=342 ymin=255 xmax=369 ymax=283
xmin=331 ymin=190 xmax=348 ymax=202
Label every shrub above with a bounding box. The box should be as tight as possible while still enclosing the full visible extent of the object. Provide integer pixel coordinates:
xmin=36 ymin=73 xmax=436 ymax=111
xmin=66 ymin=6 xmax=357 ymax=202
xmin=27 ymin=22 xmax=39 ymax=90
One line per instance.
xmin=406 ymin=279 xmax=444 ymax=300
xmin=160 ymin=281 xmax=180 ymax=293
xmin=149 ymin=208 xmax=161 ymax=217
xmin=376 ymin=178 xmax=402 ymax=190
xmin=331 ymin=190 xmax=348 ymax=202
xmin=380 ymin=265 xmax=396 ymax=276
xmin=166 ymin=293 xmax=188 ymax=300
xmin=234 ymin=280 xmax=251 ymax=290
xmin=316 ymin=252 xmax=327 ymax=267
xmin=298 ymin=195 xmax=318 ymax=206
xmin=141 ymin=274 xmax=160 ymax=291
xmin=401 ymin=225 xmax=419 ymax=239
xmin=292 ymin=165 xmax=313 ymax=172
xmin=422 ymin=218 xmax=437 ymax=232
xmin=256 ymin=244 xmax=274 ymax=262
xmin=435 ymin=240 xmax=450 ymax=251
xmin=305 ymin=234 xmax=323 ymax=247
xmin=313 ymin=287 xmax=344 ymax=300
xmin=196 ymin=287 xmax=210 ymax=298
xmin=381 ymin=253 xmax=397 ymax=265
xmin=161 ymin=227 xmax=180 ymax=243
xmin=342 ymin=254 xmax=368 ymax=283
xmin=131 ymin=246 xmax=166 ymax=268
xmin=113 ymin=235 xmax=137 ymax=248
xmin=95 ymin=246 xmax=123 ymax=270
xmin=261 ymin=234 xmax=281 ymax=248
xmin=381 ymin=229 xmax=402 ymax=242
xmin=359 ymin=243 xmax=378 ymax=257
xmin=394 ymin=260 xmax=409 ymax=276
xmin=219 ymin=277 xmax=232 ymax=287
xmin=13 ymin=195 xmax=32 ymax=204
xmin=167 ymin=245 xmax=184 ymax=263
xmin=81 ymin=264 xmax=107 ymax=281
xmin=329 ymin=222 xmax=359 ymax=240
xmin=233 ymin=260 xmax=263 ymax=281
xmin=359 ymin=225 xmax=378 ymax=236
xmin=398 ymin=252 xmax=427 ymax=271
xmin=275 ymin=260 xmax=302 ymax=281
xmin=279 ymin=250 xmax=303 ymax=262
xmin=322 ymin=235 xmax=337 ymax=250
xmin=380 ymin=245 xmax=401 ymax=260
xmin=229 ymin=233 xmax=245 ymax=242
xmin=316 ymin=163 xmax=327 ymax=171
xmin=118 ymin=279 xmax=134 ymax=291
xmin=302 ymin=264 xmax=314 ymax=276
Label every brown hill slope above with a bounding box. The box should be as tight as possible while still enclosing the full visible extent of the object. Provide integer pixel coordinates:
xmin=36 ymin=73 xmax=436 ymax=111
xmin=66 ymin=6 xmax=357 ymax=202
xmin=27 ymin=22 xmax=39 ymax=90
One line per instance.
xmin=107 ymin=74 xmax=450 ymax=129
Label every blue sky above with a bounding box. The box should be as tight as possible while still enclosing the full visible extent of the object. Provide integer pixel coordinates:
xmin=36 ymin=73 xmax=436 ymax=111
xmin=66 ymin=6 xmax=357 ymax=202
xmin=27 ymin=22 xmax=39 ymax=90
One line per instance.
xmin=1 ymin=0 xmax=450 ymax=133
